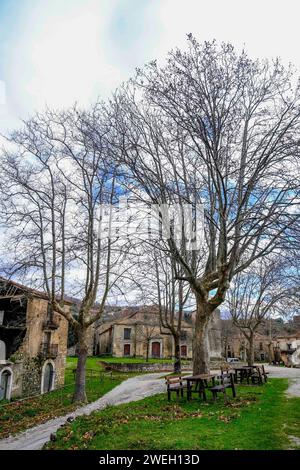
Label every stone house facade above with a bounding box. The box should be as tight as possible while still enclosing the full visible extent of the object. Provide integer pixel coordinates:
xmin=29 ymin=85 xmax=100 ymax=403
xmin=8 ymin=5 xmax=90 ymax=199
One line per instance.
xmin=97 ymin=307 xmax=222 ymax=361
xmin=272 ymin=333 xmax=300 ymax=366
xmin=0 ymin=278 xmax=69 ymax=400
xmin=221 ymin=319 xmax=273 ymax=362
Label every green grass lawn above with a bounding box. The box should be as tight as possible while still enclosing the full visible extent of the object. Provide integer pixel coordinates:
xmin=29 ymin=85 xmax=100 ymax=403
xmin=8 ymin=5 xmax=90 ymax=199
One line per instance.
xmin=44 ymin=378 xmax=300 ymax=450
xmin=0 ymin=357 xmax=136 ymax=439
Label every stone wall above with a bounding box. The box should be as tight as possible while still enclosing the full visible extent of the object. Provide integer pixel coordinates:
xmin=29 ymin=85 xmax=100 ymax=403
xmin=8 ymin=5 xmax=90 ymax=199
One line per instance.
xmin=99 ymin=359 xmax=223 ymax=373
xmin=21 ymin=357 xmax=44 ymax=397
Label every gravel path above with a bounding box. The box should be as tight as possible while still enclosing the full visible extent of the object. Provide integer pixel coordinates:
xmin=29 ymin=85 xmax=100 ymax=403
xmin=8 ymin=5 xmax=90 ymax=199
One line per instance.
xmin=265 ymin=365 xmax=300 ymax=397
xmin=0 ymin=372 xmax=166 ymax=451
xmin=1 ymin=365 xmax=299 ymax=451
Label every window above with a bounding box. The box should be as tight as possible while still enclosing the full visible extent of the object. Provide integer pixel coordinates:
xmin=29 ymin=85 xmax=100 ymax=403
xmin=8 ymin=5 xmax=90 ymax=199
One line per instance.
xmin=180 ymin=330 xmax=187 ymax=341
xmin=0 ymin=311 xmax=4 ymax=325
xmin=124 ymin=328 xmax=131 ymax=340
xmin=0 ymin=340 xmax=6 ymax=361
xmin=259 ymin=342 xmax=263 ymax=350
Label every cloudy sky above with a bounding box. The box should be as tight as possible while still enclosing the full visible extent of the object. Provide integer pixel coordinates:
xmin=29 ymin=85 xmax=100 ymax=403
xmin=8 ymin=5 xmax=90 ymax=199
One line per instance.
xmin=1 ymin=0 xmax=300 ymax=133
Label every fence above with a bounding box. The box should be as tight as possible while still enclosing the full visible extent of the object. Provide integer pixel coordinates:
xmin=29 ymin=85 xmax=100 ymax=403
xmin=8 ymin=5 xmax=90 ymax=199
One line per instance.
xmin=0 ymin=368 xmax=118 ymax=410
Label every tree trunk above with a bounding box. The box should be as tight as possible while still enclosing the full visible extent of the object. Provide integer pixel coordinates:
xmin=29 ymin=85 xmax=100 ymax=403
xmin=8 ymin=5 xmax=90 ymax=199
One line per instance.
xmin=73 ymin=327 xmax=88 ymax=403
xmin=247 ymin=333 xmax=255 ymax=366
xmin=146 ymin=342 xmax=149 ymax=362
xmin=224 ymin=339 xmax=228 ymax=359
xmin=193 ymin=300 xmax=210 ymax=375
xmin=268 ymin=342 xmax=274 ymax=363
xmin=173 ymin=334 xmax=181 ymax=374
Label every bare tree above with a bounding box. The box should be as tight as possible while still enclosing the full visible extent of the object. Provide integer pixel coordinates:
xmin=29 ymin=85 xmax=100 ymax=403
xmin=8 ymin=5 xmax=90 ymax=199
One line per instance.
xmin=132 ymin=323 xmax=156 ymax=362
xmin=154 ymin=253 xmax=190 ymax=373
xmin=227 ymin=256 xmax=299 ymax=365
xmin=220 ymin=313 xmax=234 ymax=360
xmin=0 ymin=106 xmax=127 ymax=402
xmin=109 ymin=37 xmax=300 ymax=374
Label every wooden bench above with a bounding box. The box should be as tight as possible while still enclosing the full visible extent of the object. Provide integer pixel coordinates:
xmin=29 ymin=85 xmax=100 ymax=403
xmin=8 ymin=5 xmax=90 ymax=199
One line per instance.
xmin=165 ymin=375 xmax=187 ymax=401
xmin=209 ymin=373 xmax=236 ymax=401
xmin=250 ymin=366 xmax=264 ymax=385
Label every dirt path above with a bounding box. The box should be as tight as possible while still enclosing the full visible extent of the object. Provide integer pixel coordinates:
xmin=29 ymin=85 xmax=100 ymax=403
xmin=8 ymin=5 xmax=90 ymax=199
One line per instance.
xmin=0 ymin=372 xmax=166 ymax=451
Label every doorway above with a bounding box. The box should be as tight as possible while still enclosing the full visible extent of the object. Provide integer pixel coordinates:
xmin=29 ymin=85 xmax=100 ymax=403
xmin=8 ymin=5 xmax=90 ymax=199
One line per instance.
xmin=181 ymin=345 xmax=187 ymax=357
xmin=123 ymin=344 xmax=131 ymax=356
xmin=0 ymin=369 xmax=12 ymax=400
xmin=151 ymin=341 xmax=161 ymax=358
xmin=42 ymin=362 xmax=54 ymax=393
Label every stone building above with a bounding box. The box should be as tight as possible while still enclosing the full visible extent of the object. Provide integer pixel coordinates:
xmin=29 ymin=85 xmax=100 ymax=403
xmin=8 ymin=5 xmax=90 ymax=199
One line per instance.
xmin=97 ymin=307 xmax=222 ymax=361
xmin=0 ymin=278 xmax=69 ymax=400
xmin=221 ymin=319 xmax=272 ymax=362
xmin=272 ymin=333 xmax=300 ymax=366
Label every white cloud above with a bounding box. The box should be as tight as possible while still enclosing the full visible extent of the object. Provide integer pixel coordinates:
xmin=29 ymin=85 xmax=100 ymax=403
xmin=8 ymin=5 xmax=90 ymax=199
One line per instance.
xmin=2 ymin=0 xmax=300 ymax=134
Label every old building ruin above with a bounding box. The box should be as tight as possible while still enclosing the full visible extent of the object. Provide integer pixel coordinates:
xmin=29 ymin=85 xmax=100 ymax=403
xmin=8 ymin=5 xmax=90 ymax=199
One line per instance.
xmin=0 ymin=278 xmax=69 ymax=400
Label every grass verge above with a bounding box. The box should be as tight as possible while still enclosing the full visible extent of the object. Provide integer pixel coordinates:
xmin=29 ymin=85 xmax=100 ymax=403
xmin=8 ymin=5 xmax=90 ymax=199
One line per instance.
xmin=44 ymin=379 xmax=300 ymax=450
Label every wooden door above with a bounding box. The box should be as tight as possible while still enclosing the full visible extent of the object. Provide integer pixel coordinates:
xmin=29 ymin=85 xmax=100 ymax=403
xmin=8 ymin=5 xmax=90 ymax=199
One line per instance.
xmin=181 ymin=345 xmax=187 ymax=357
xmin=151 ymin=341 xmax=160 ymax=358
xmin=123 ymin=344 xmax=131 ymax=356
xmin=43 ymin=363 xmax=54 ymax=393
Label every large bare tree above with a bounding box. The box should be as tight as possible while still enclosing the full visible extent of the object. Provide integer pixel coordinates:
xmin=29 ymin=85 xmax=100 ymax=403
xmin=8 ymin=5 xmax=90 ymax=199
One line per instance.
xmin=109 ymin=37 xmax=300 ymax=373
xmin=0 ymin=106 xmax=127 ymax=402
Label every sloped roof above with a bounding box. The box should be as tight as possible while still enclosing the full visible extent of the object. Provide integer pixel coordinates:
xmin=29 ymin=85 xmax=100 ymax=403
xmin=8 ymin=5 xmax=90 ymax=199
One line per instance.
xmin=275 ymin=331 xmax=300 ymax=340
xmin=0 ymin=277 xmax=74 ymax=304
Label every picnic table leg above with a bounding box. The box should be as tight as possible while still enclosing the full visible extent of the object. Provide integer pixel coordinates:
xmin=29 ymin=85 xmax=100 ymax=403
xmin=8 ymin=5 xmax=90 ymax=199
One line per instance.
xmin=187 ymin=381 xmax=191 ymax=401
xmin=198 ymin=380 xmax=203 ymax=398
xmin=230 ymin=375 xmax=236 ymax=398
xmin=246 ymin=370 xmax=250 ymax=385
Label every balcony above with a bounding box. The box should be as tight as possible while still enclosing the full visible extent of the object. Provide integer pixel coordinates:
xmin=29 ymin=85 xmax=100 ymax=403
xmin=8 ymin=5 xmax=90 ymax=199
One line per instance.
xmin=42 ymin=319 xmax=59 ymax=331
xmin=40 ymin=343 xmax=59 ymax=358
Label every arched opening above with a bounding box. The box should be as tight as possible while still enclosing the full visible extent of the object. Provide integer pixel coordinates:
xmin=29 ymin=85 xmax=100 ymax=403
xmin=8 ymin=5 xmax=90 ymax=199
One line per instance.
xmin=41 ymin=361 xmax=55 ymax=393
xmin=0 ymin=368 xmax=13 ymax=400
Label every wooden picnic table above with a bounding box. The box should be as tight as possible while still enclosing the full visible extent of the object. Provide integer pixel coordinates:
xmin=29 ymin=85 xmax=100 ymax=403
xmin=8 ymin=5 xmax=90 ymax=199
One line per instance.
xmin=185 ymin=373 xmax=218 ymax=401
